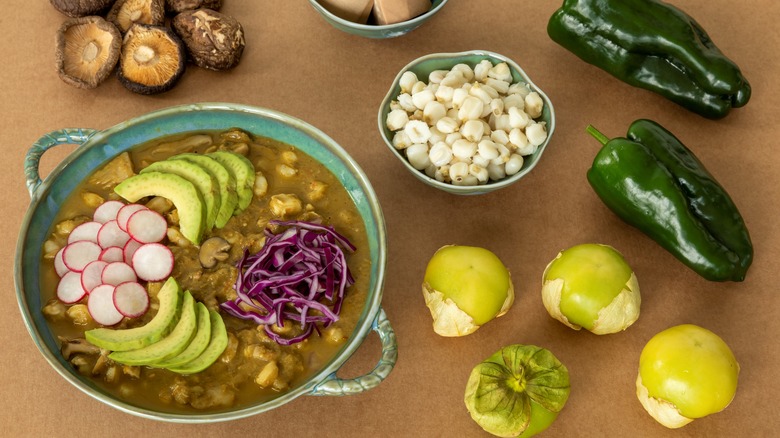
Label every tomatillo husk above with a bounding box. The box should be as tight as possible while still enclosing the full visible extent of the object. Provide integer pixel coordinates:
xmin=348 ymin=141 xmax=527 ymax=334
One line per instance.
xmin=541 ymin=243 xmax=640 ymax=334
xmin=465 ymin=344 xmax=570 ymax=437
xmin=422 ymin=245 xmax=514 ymax=337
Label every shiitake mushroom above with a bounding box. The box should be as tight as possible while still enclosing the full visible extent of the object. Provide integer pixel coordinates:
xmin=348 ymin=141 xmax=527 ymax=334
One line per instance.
xmin=172 ymin=8 xmax=244 ymax=71
xmin=55 ymin=16 xmax=122 ymax=89
xmin=107 ymin=0 xmax=165 ymax=33
xmin=117 ymin=24 xmax=186 ymax=94
xmin=165 ymin=0 xmax=221 ymax=14
xmin=50 ymin=0 xmax=116 ymax=17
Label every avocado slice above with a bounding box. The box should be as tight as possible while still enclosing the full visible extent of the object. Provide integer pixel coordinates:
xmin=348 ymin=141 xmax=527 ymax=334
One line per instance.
xmin=114 ymin=171 xmax=206 ymax=245
xmin=154 ymin=302 xmax=211 ymax=368
xmin=166 ymin=309 xmax=228 ymax=375
xmin=108 ymin=291 xmax=198 ymax=366
xmin=142 ymin=159 xmax=222 ymax=232
xmin=85 ymin=277 xmax=183 ymax=351
xmin=208 ymin=151 xmax=255 ymax=213
xmin=172 ymin=153 xmax=238 ymax=228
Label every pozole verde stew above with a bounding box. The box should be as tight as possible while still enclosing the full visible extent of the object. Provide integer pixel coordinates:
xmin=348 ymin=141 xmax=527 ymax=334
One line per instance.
xmin=40 ymin=129 xmax=371 ymax=412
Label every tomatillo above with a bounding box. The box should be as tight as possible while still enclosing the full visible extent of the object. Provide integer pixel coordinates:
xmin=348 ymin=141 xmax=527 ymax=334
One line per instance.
xmin=465 ymin=344 xmax=570 ymax=437
xmin=423 ymin=245 xmax=514 ymax=337
xmin=541 ymin=243 xmax=640 ymax=334
xmin=637 ymin=324 xmax=739 ymax=428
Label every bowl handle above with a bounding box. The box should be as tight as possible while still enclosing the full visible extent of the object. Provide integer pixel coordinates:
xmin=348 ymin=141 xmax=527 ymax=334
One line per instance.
xmin=309 ymin=307 xmax=397 ymax=396
xmin=24 ymin=128 xmax=98 ymax=198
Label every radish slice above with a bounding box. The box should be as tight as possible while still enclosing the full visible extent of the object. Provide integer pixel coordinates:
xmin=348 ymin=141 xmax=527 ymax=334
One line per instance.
xmin=54 ymin=247 xmax=69 ymax=277
xmin=102 ymin=261 xmax=137 ymax=286
xmin=80 ymin=260 xmax=108 ymax=294
xmin=88 ymin=284 xmax=124 ymax=326
xmin=93 ymin=200 xmax=125 ymax=224
xmin=117 ymin=204 xmax=148 ymax=232
xmin=126 ymin=209 xmax=168 ymax=243
xmin=99 ymin=246 xmax=124 ymax=263
xmin=97 ymin=220 xmax=131 ymax=249
xmin=123 ymin=239 xmax=143 ymax=267
xmin=62 ymin=241 xmax=102 ymax=272
xmin=67 ymin=221 xmax=102 ymax=244
xmin=132 ymin=243 xmax=174 ymax=282
xmin=113 ymin=282 xmax=150 ymax=318
xmin=57 ymin=271 xmax=86 ymax=304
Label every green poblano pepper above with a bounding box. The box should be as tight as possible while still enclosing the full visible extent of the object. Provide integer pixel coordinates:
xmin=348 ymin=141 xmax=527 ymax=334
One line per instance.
xmin=548 ymin=0 xmax=751 ymax=119
xmin=586 ymin=119 xmax=753 ymax=282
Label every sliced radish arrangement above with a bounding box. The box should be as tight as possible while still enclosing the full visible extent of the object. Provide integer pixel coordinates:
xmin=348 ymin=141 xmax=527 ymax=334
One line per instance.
xmin=53 ymin=200 xmax=173 ymax=323
xmin=132 ymin=243 xmax=174 ymax=281
xmin=102 ymin=261 xmax=137 ymax=286
xmin=54 ymin=247 xmax=69 ymax=277
xmin=67 ymin=221 xmax=102 ymax=244
xmin=113 ymin=282 xmax=150 ymax=318
xmin=93 ymin=200 xmax=125 ymax=224
xmin=126 ymin=209 xmax=168 ymax=243
xmin=97 ymin=220 xmax=131 ymax=249
xmin=80 ymin=260 xmax=108 ymax=294
xmin=57 ymin=271 xmax=87 ymax=304
xmin=62 ymin=241 xmax=102 ymax=272
xmin=117 ymin=204 xmax=148 ymax=232
xmin=123 ymin=239 xmax=143 ymax=267
xmin=99 ymin=246 xmax=124 ymax=263
xmin=87 ymin=284 xmax=124 ymax=326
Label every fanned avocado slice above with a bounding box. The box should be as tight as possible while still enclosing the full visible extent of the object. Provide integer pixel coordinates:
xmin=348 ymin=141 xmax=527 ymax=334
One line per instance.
xmin=142 ymin=159 xmax=221 ymax=231
xmin=85 ymin=278 xmax=183 ymax=351
xmin=114 ymin=171 xmax=206 ymax=244
xmin=208 ymin=151 xmax=255 ymax=213
xmin=166 ymin=309 xmax=228 ymax=375
xmin=172 ymin=153 xmax=238 ymax=228
xmin=108 ymin=291 xmax=198 ymax=365
xmin=155 ymin=301 xmax=211 ymax=368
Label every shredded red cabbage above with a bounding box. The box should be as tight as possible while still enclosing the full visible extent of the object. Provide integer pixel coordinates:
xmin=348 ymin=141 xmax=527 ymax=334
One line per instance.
xmin=220 ymin=220 xmax=356 ymax=345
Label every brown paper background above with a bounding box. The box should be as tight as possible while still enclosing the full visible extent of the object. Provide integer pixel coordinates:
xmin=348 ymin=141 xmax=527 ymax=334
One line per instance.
xmin=2 ymin=1 xmax=778 ymax=436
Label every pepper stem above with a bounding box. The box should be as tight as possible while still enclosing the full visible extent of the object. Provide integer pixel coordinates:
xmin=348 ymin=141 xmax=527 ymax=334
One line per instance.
xmin=585 ymin=125 xmax=610 ymax=146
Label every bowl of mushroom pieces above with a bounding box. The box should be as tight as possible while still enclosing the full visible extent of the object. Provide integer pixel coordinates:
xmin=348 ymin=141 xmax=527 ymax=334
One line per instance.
xmin=378 ymin=50 xmax=555 ymax=195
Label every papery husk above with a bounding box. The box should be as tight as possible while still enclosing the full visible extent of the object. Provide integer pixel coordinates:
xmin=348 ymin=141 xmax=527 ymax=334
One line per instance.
xmin=636 ymin=374 xmax=693 ymax=429
xmin=591 ymin=273 xmax=640 ymax=334
xmin=422 ymin=283 xmax=480 ymax=337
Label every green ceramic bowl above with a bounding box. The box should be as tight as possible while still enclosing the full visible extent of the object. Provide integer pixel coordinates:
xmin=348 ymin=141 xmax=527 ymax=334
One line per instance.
xmin=15 ymin=103 xmax=396 ymax=422
xmin=378 ymin=50 xmax=556 ymax=195
xmin=307 ymin=0 xmax=449 ymax=38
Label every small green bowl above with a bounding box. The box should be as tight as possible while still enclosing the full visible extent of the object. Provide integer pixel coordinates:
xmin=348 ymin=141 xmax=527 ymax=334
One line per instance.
xmin=307 ymin=0 xmax=449 ymax=39
xmin=378 ymin=50 xmax=556 ymax=195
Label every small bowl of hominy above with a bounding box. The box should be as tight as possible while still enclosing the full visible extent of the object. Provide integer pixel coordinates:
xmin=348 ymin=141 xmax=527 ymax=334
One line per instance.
xmin=378 ymin=50 xmax=555 ymax=195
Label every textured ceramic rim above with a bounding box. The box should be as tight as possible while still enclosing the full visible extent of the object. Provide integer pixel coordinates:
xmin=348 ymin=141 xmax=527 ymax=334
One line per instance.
xmin=307 ymin=0 xmax=449 ymax=38
xmin=378 ymin=50 xmax=556 ymax=195
xmin=15 ymin=103 xmax=388 ymax=423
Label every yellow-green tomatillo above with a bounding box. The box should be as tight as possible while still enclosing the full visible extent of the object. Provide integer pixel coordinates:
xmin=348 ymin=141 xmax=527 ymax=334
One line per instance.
xmin=541 ymin=243 xmax=640 ymax=334
xmin=423 ymin=245 xmax=514 ymax=337
xmin=465 ymin=344 xmax=570 ymax=437
xmin=636 ymin=324 xmax=739 ymax=428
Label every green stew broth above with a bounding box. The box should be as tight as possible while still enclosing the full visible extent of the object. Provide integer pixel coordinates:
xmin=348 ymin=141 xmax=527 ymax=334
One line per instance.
xmin=40 ymin=130 xmax=371 ymax=413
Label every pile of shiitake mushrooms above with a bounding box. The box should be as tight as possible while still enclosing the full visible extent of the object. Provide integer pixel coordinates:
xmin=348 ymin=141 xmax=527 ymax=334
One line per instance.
xmin=52 ymin=0 xmax=245 ymax=94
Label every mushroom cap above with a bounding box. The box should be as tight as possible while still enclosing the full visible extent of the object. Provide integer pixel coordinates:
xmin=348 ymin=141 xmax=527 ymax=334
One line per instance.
xmin=50 ymin=0 xmax=116 ymax=18
xmin=165 ymin=0 xmax=222 ymax=14
xmin=107 ymin=0 xmax=165 ymax=33
xmin=198 ymin=236 xmax=231 ymax=269
xmin=117 ymin=23 xmax=186 ymax=94
xmin=172 ymin=8 xmax=245 ymax=71
xmin=56 ymin=16 xmax=122 ymax=89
